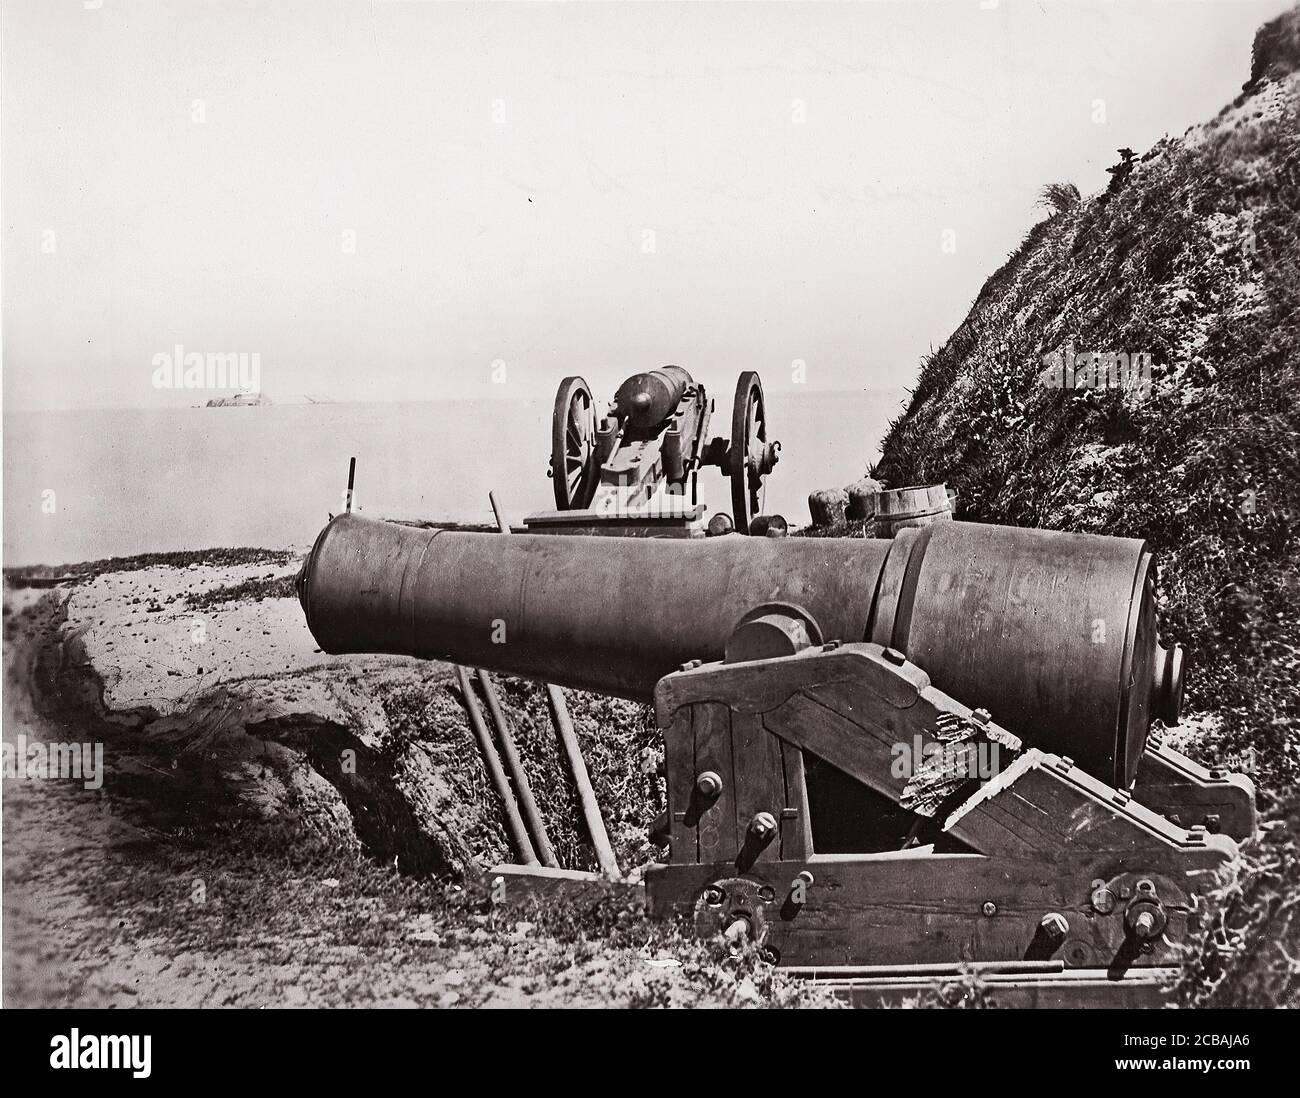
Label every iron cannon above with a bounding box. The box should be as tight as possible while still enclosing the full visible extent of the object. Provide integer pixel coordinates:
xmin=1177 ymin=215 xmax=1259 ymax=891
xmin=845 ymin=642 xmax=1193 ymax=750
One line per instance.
xmin=297 ymin=510 xmax=1255 ymax=1003
xmin=300 ymin=512 xmax=1179 ymax=788
xmin=543 ymin=367 xmax=779 ymax=536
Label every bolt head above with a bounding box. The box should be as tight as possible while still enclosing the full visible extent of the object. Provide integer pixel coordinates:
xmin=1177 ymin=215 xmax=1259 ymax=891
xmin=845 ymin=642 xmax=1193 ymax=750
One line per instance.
xmin=695 ymin=771 xmax=723 ymax=798
xmin=882 ymin=647 xmax=907 ymax=665
xmin=1041 ymin=912 xmax=1070 ymax=939
xmin=981 ymin=901 xmax=997 ymax=917
xmin=702 ymin=885 xmax=725 ymax=906
xmin=1126 ymin=899 xmax=1165 ymax=941
xmin=748 ymin=812 xmax=778 ymax=842
xmin=1091 ymin=886 xmax=1117 ymax=915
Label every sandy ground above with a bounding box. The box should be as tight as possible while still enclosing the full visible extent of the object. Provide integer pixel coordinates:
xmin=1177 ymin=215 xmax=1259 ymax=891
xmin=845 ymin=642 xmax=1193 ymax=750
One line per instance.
xmin=2 ymin=561 xmax=818 ymax=1008
xmin=66 ymin=557 xmax=408 ymax=717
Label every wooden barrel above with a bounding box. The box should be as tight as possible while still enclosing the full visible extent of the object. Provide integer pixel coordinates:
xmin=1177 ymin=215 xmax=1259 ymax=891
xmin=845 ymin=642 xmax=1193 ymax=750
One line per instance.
xmin=872 ymin=484 xmax=952 ymax=537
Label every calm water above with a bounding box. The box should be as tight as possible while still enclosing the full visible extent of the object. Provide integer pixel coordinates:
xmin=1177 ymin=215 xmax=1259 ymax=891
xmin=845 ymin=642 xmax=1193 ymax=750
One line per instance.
xmin=3 ymin=390 xmax=905 ymax=567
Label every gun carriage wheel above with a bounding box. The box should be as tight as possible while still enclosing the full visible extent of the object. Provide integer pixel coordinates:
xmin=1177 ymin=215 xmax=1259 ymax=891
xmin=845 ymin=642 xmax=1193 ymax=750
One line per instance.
xmin=550 ymin=375 xmax=600 ymax=510
xmin=729 ymin=370 xmax=779 ymax=534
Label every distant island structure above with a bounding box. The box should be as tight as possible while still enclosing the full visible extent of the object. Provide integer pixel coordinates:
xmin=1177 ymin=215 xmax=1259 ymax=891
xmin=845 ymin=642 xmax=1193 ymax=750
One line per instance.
xmin=205 ymin=393 xmax=271 ymax=407
xmin=197 ymin=393 xmax=335 ymax=407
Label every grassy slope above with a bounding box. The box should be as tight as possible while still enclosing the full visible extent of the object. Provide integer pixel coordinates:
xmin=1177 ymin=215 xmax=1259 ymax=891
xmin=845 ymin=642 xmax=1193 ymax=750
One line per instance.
xmin=877 ymin=9 xmax=1300 ymax=799
xmin=874 ymin=8 xmax=1300 ymax=1007
xmin=378 ymin=675 xmax=664 ymax=874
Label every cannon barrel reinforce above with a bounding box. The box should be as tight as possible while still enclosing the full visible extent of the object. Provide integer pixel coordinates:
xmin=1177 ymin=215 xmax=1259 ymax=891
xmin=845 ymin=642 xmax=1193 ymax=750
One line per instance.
xmin=298 ymin=513 xmax=1183 ymax=789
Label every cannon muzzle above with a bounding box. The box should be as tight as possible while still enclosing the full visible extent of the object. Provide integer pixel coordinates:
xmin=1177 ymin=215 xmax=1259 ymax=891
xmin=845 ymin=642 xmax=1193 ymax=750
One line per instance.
xmin=612 ymin=365 xmax=694 ymax=431
xmin=298 ymin=513 xmax=1183 ymax=789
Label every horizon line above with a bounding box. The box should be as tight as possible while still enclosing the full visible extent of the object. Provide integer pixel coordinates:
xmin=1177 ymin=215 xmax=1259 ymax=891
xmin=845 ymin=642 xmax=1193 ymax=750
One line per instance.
xmin=2 ymin=386 xmax=912 ymax=416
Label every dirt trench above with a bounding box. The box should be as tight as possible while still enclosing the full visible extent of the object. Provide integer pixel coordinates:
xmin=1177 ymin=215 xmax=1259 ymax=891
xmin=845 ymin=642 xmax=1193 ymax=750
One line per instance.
xmin=14 ymin=582 xmax=660 ymax=885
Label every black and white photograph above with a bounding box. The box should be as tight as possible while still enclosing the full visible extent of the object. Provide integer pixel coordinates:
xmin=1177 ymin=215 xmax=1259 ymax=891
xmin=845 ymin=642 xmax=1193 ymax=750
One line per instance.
xmin=1 ymin=0 xmax=1298 ymax=1050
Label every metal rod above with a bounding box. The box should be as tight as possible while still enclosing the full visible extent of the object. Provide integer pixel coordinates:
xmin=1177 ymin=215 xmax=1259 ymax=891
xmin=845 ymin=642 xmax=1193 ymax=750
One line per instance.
xmin=784 ymin=960 xmax=1067 ymax=980
xmin=546 ymin=683 xmax=620 ymax=879
xmin=345 ymin=456 xmax=356 ymax=513
xmin=488 ymin=489 xmax=620 ymax=879
xmin=476 ymin=669 xmax=559 ymax=868
xmin=488 ymin=490 xmax=510 ymax=535
xmin=454 ymin=664 xmax=537 ymax=866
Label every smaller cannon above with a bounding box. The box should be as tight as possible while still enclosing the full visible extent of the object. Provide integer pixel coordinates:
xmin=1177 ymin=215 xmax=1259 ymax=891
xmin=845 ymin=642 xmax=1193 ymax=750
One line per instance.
xmin=542 ymin=367 xmax=780 ymax=536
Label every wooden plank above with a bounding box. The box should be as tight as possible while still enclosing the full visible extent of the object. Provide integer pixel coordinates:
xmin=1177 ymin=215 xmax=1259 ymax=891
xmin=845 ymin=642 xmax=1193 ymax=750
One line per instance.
xmin=644 ymin=853 xmax=1199 ymax=970
xmin=730 ymin=710 xmax=786 ymax=867
xmin=778 ymin=735 xmax=814 ymax=862
xmin=944 ymin=752 xmax=1238 ymax=869
xmin=485 ymin=864 xmax=644 ymax=907
xmin=763 ymin=684 xmax=914 ymax=804
xmin=693 ymin=703 xmax=737 ymax=865
xmin=522 ymin=502 xmax=706 ymax=538
xmin=661 ymin=706 xmax=697 ymax=864
xmin=652 ymin=643 xmax=928 ymax=729
xmin=825 ymin=968 xmax=1176 ymax=1009
xmin=1132 ymin=740 xmax=1256 ymax=839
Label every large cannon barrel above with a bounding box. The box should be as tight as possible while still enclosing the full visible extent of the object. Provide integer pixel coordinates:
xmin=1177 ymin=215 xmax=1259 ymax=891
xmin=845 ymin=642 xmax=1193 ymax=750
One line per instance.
xmin=298 ymin=513 xmax=1183 ymax=788
xmin=299 ymin=512 xmax=891 ymax=698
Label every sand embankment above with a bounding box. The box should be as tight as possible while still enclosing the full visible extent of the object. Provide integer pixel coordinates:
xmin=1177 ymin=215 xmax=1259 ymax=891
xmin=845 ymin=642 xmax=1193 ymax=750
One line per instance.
xmin=5 ymin=554 xmax=821 ymax=1006
xmin=15 ymin=549 xmax=661 ymax=880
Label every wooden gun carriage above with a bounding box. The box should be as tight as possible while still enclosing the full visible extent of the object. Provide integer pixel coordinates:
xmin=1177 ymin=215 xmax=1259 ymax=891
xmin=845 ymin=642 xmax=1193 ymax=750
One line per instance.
xmin=298 ymin=505 xmax=1255 ymax=1006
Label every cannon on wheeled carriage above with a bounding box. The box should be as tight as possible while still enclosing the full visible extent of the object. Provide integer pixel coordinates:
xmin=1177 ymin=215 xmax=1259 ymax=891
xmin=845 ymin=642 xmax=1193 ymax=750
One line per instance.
xmin=297 ymin=511 xmax=1257 ymax=1005
xmin=532 ymin=367 xmax=780 ymax=537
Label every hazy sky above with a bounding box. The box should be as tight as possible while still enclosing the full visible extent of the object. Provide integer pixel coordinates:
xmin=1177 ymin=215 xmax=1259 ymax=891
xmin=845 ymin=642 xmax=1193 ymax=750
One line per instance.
xmin=2 ymin=0 xmax=1290 ymax=411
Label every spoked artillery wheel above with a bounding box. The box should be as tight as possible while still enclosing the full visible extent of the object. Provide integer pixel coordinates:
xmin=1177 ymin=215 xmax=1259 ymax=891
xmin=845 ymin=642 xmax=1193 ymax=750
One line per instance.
xmin=729 ymin=371 xmax=780 ymax=534
xmin=551 ymin=376 xmax=600 ymax=509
